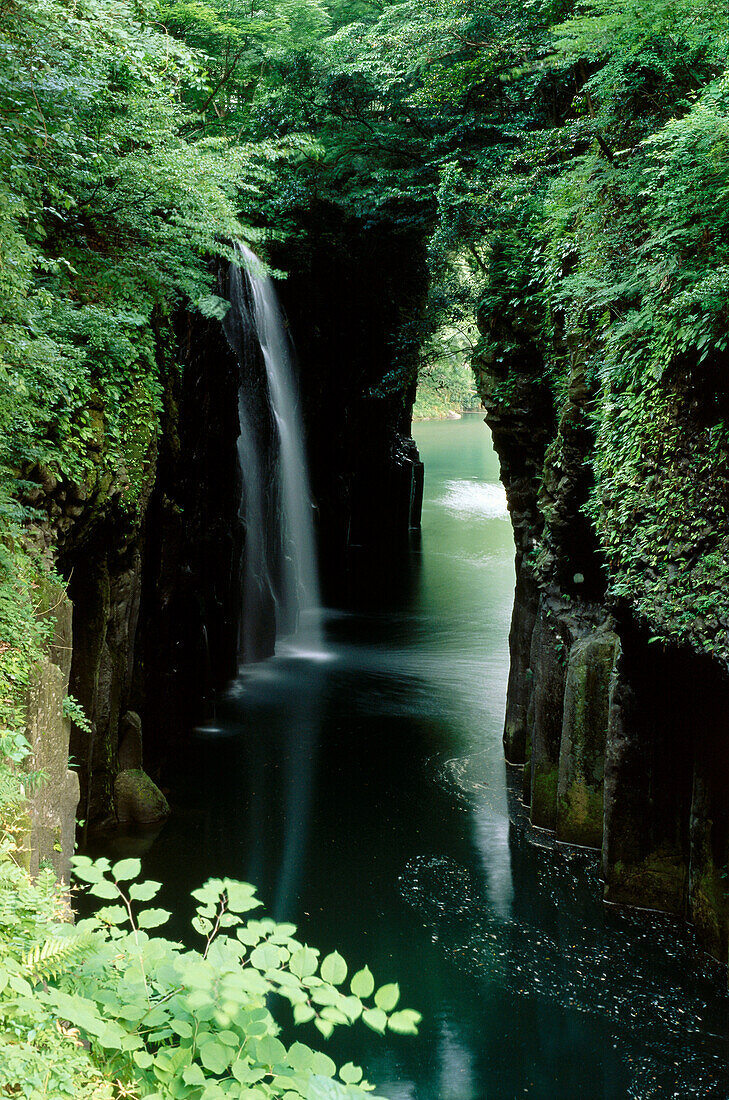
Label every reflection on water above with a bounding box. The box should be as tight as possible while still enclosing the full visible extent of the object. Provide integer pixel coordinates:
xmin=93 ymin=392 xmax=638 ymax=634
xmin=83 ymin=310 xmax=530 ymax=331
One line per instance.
xmin=131 ymin=417 xmax=729 ymax=1098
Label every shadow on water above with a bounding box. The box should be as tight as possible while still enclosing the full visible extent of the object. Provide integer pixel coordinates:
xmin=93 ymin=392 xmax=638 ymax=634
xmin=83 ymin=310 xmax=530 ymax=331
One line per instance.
xmin=112 ymin=418 xmax=729 ymax=1099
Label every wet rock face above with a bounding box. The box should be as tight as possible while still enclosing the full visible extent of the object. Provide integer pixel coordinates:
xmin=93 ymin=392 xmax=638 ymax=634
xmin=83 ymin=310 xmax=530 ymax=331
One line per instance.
xmin=22 ymin=583 xmax=79 ymax=883
xmin=557 ymin=630 xmax=618 ymax=849
xmin=134 ymin=310 xmax=242 ymax=759
xmin=502 ymin=566 xmax=539 ymax=764
xmin=498 ymin=524 xmax=729 ymax=961
xmin=67 ymin=545 xmax=143 ymax=825
xmin=32 ymin=308 xmax=241 ymax=830
xmin=527 ymin=603 xmax=570 ymax=831
xmin=477 ymin=325 xmax=729 ymax=964
xmin=602 ymin=637 xmax=726 ymax=920
xmin=118 ymin=710 xmax=143 ymax=771
xmin=114 ymin=768 xmax=169 ymax=825
xmin=270 ymin=206 xmax=427 ymax=583
xmin=518 ymin=590 xmax=614 ymax=838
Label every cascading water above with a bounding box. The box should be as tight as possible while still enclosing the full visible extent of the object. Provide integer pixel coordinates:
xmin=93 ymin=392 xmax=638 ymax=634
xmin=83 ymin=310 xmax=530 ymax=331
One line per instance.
xmin=223 ymin=243 xmax=323 ymax=661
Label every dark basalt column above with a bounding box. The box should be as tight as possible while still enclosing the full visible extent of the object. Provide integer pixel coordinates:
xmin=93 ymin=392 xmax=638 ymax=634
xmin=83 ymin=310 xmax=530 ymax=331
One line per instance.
xmin=67 ymin=543 xmax=143 ymax=825
xmin=135 ymin=311 xmax=243 ymax=758
xmin=602 ymin=638 xmax=693 ymax=915
xmin=268 ymin=204 xmax=428 ymax=581
xmin=503 ymin=564 xmax=539 ymax=765
xmin=557 ymin=629 xmax=618 ymax=849
xmin=689 ymin=683 xmax=729 ymax=960
xmin=526 ymin=602 xmax=570 ymax=830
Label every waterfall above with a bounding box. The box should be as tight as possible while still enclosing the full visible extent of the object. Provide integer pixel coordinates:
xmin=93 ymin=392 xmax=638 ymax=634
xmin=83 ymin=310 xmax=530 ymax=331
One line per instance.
xmin=223 ymin=243 xmax=323 ymax=661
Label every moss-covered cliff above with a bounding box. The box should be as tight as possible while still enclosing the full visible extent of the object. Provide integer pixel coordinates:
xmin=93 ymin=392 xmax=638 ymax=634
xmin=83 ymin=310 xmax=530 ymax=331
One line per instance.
xmin=0 ymin=217 xmax=427 ymax=867
xmin=476 ymin=319 xmax=729 ymax=963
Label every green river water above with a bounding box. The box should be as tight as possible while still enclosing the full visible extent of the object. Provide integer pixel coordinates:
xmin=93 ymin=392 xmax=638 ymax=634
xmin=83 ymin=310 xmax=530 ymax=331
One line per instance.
xmin=114 ymin=416 xmax=729 ymax=1098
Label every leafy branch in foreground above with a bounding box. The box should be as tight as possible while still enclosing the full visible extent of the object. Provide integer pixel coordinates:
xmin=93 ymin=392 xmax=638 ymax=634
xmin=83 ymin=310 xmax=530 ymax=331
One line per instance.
xmin=0 ymin=850 xmax=420 ymax=1099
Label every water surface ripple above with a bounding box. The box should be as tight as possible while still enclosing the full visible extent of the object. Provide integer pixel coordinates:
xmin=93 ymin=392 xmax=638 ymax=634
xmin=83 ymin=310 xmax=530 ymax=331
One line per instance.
xmin=132 ymin=417 xmax=729 ymax=1099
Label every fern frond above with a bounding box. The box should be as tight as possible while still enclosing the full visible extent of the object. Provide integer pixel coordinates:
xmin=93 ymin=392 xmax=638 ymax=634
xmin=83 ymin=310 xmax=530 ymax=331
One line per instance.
xmin=21 ymin=933 xmax=91 ymax=983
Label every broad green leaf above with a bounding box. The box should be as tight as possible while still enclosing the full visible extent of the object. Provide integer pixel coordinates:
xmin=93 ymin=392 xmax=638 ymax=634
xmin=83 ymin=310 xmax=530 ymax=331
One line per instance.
xmin=130 ymin=880 xmax=162 ymax=901
xmin=94 ymin=904 xmax=129 ymax=926
xmin=200 ymin=1040 xmax=231 ymax=1074
xmin=72 ymin=859 xmax=104 ymax=884
xmin=314 ymin=1018 xmax=334 ymax=1039
xmin=89 ymin=879 xmax=121 ymax=900
xmin=293 ymin=1003 xmax=316 ymax=1025
xmin=340 ymin=996 xmax=362 ymax=1023
xmin=320 ymin=1006 xmax=349 ymax=1026
xmin=201 ymin=1085 xmax=226 ymax=1100
xmin=217 ymin=1030 xmax=240 ymax=1046
xmin=362 ymin=1007 xmax=387 ymax=1034
xmin=232 ymin=1060 xmax=267 ymax=1085
xmin=9 ymin=974 xmax=32 ymax=996
xmin=255 ymin=1035 xmax=287 ymax=1066
xmin=137 ymin=908 xmax=171 ymax=929
xmin=112 ymin=857 xmax=142 ymax=881
xmin=320 ymin=951 xmax=347 ymax=986
xmin=269 ymin=922 xmax=298 ymax=942
xmin=374 ymin=983 xmax=399 ymax=1012
xmin=339 ymin=1063 xmax=363 ymax=1085
xmin=388 ymin=1009 xmax=422 ymax=1035
xmin=290 ymin=946 xmax=319 ymax=979
xmin=311 ymin=986 xmax=341 ymax=1007
xmin=192 ymin=883 xmax=223 ymax=906
xmin=225 ymin=881 xmax=262 ymax=913
xmin=250 ymin=943 xmax=282 ymax=971
xmin=349 ymin=966 xmax=374 ymax=999
xmin=183 ymin=1065 xmax=207 ymax=1086
xmin=120 ymin=1033 xmax=145 ymax=1051
xmin=310 ymin=1052 xmax=336 ymax=1077
xmin=287 ymin=1041 xmax=315 ymax=1072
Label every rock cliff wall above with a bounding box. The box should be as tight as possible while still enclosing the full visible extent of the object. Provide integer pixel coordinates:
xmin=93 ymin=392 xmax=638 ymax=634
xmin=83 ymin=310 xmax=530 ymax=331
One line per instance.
xmin=270 ymin=204 xmax=426 ymax=588
xmin=20 ymin=581 xmax=79 ymax=884
xmin=18 ymin=306 xmax=240 ymax=849
xmin=476 ymin=324 xmax=729 ymax=966
xmin=19 ymin=226 xmax=428 ymax=855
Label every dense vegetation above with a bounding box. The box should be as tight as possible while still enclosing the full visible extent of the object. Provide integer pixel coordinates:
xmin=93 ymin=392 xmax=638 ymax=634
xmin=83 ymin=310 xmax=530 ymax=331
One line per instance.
xmin=4 ymin=0 xmax=727 ymax=746
xmin=1 ymin=846 xmax=419 ymax=1097
xmin=1 ymin=0 xmax=729 ymax=1091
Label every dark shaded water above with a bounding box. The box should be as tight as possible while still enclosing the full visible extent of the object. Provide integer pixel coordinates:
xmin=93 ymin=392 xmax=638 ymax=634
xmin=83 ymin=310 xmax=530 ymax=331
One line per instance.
xmin=117 ymin=418 xmax=729 ymax=1098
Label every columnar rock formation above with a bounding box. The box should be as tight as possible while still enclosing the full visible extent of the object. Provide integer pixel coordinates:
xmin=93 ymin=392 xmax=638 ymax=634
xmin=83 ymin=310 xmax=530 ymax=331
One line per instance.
xmin=19 ymin=225 xmax=426 ymax=871
xmin=476 ymin=329 xmax=729 ymax=966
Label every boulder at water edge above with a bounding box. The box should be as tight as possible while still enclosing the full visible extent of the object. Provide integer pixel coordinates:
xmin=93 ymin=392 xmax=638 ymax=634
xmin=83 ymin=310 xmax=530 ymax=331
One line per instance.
xmin=115 ymin=768 xmax=170 ymax=825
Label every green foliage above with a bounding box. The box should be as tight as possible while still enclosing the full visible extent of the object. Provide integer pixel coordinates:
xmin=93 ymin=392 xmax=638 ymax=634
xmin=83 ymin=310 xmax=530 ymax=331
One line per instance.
xmin=0 ymin=0 xmax=245 ymax=484
xmin=404 ymin=0 xmax=729 ymax=656
xmin=0 ymin=0 xmax=275 ymax=778
xmin=414 ymin=330 xmax=480 ymax=418
xmin=0 ymin=847 xmax=420 ymax=1099
xmin=0 ymin=528 xmax=58 ymax=839
xmin=0 ymin=834 xmax=113 ymax=1098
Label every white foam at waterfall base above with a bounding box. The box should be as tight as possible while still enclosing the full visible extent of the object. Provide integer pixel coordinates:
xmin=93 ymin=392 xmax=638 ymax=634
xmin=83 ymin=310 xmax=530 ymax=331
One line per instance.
xmin=439 ymin=479 xmax=509 ymax=519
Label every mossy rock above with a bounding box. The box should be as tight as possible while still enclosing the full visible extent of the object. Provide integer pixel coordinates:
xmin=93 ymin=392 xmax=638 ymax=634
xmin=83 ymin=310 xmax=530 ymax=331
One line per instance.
xmin=556 ymin=631 xmax=618 ymax=849
xmin=605 ymin=850 xmax=687 ymax=914
xmin=114 ymin=768 xmax=169 ymax=825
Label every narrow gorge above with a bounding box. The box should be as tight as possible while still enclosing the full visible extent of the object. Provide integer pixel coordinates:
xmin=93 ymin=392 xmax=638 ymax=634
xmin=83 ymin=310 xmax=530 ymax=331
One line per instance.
xmin=4 ymin=0 xmax=729 ymax=1095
